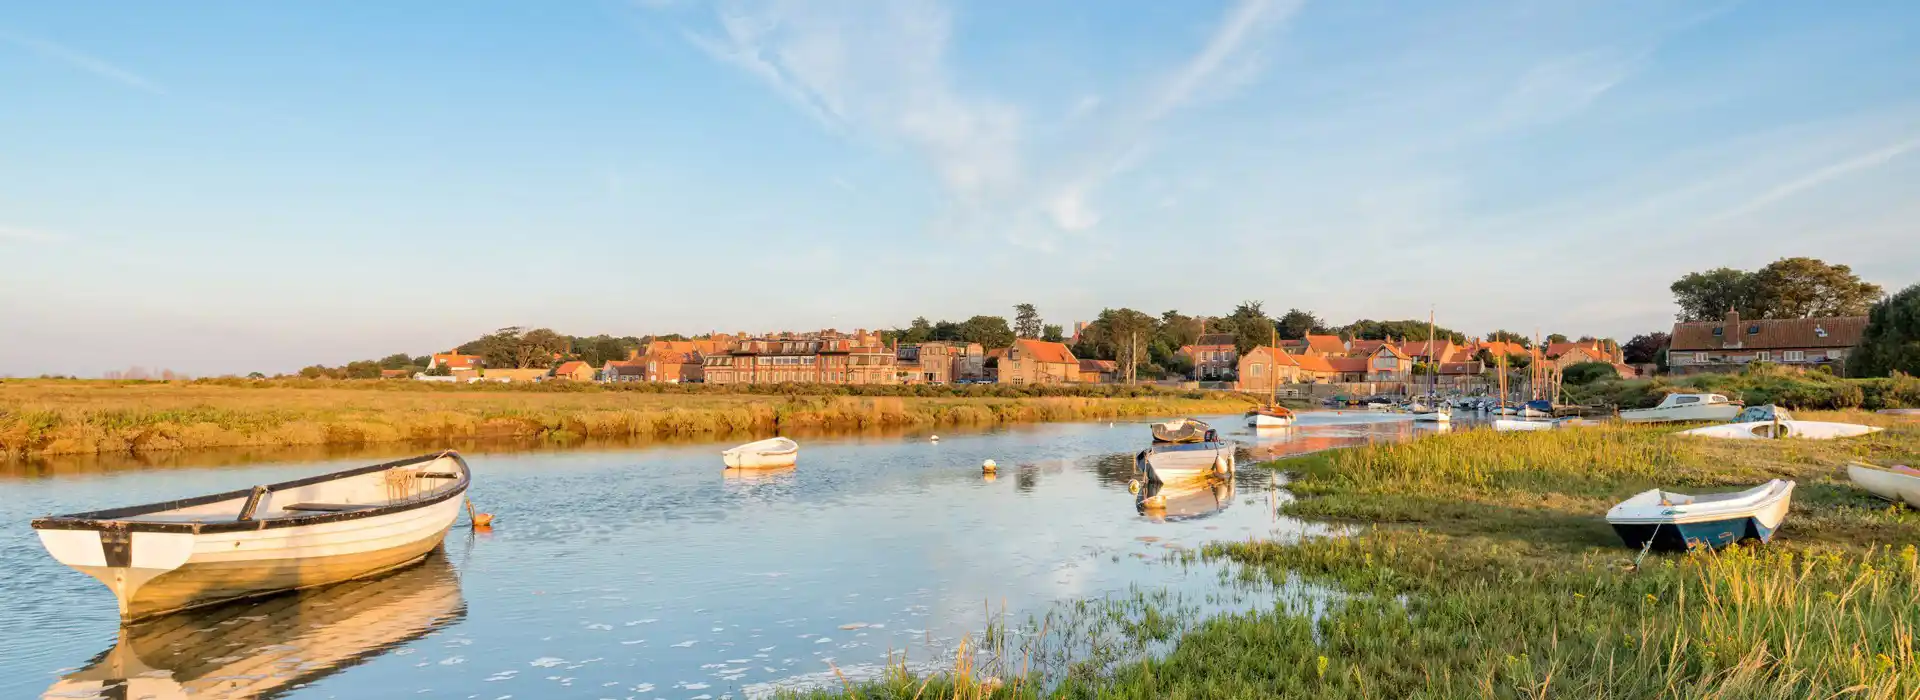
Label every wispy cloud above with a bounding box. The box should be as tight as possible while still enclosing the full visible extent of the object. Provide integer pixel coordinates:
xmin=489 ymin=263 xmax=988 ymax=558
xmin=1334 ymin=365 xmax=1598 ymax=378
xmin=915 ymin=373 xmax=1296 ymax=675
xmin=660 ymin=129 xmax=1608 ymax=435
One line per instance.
xmin=2 ymin=31 xmax=167 ymax=95
xmin=1710 ymin=135 xmax=1920 ymax=222
xmin=0 ymin=225 xmax=62 ymax=243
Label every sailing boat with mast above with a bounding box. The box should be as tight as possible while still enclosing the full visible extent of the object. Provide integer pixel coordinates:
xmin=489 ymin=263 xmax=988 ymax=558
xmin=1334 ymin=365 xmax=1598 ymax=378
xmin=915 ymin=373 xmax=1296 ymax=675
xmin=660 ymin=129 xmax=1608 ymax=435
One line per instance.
xmin=1246 ymin=326 xmax=1296 ymax=428
xmin=1412 ymin=308 xmax=1451 ymax=423
xmin=1518 ymin=330 xmax=1553 ymax=419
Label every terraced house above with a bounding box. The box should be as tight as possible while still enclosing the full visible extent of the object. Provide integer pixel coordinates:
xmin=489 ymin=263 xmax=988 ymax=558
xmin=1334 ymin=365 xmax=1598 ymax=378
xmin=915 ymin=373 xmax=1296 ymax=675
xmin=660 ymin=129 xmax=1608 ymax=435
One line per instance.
xmin=1668 ymin=310 xmax=1866 ymax=376
xmin=702 ymin=330 xmax=899 ymax=385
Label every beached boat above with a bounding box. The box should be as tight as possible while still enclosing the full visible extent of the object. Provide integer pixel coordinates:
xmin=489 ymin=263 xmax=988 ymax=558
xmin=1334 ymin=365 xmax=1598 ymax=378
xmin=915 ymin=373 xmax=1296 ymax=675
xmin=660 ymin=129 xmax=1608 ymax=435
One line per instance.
xmin=1881 ymin=408 xmax=1920 ymax=418
xmin=45 ymin=553 xmax=464 ymax=700
xmin=1493 ymin=418 xmax=1557 ymax=432
xmin=1151 ymin=418 xmax=1215 ymax=444
xmin=722 ymin=436 xmax=800 ymax=469
xmin=32 ymin=451 xmax=471 ymax=622
xmin=1136 ymin=479 xmax=1235 ymax=520
xmin=1245 ymin=405 xmax=1295 ymax=428
xmin=1619 ymin=393 xmax=1742 ymax=423
xmin=1605 ymin=480 xmax=1794 ymax=551
xmin=1136 ymin=441 xmax=1234 ymax=485
xmin=1847 ymin=462 xmax=1920 ymax=508
xmin=1680 ymin=420 xmax=1882 ymax=440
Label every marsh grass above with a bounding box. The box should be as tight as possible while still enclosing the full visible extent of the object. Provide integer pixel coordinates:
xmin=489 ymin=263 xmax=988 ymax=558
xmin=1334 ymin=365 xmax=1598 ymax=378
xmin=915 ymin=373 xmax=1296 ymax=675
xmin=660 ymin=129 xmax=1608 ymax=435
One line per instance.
xmin=0 ymin=381 xmax=1252 ymax=457
xmin=796 ymin=413 xmax=1920 ymax=698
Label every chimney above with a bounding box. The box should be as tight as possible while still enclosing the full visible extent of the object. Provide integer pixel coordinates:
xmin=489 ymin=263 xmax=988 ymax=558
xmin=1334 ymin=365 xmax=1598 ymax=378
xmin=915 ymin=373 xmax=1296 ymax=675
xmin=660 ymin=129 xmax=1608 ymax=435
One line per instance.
xmin=1723 ymin=308 xmax=1740 ymax=349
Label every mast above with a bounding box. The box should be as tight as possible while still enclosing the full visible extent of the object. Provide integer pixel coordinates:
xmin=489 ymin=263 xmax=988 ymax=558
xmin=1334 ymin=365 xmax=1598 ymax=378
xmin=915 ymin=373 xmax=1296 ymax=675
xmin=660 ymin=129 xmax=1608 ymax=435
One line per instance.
xmin=1496 ymin=332 xmax=1508 ymax=412
xmin=1269 ymin=325 xmax=1278 ymax=407
xmin=1426 ymin=306 xmax=1437 ymax=401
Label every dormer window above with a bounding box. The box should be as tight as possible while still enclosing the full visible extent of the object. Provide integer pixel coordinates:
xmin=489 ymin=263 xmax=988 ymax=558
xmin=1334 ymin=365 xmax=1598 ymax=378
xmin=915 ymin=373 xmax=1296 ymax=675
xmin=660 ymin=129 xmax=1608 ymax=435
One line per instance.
xmin=1748 ymin=325 xmax=1760 ymax=335
xmin=1712 ymin=327 xmax=1723 ymax=336
xmin=1815 ymin=325 xmax=1828 ymax=338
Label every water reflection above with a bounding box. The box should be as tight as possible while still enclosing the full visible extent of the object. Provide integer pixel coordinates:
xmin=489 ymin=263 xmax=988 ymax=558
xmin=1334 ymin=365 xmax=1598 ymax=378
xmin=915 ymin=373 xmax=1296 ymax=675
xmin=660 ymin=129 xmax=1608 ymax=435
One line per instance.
xmin=1136 ymin=479 xmax=1235 ymax=522
xmin=44 ymin=554 xmax=464 ymax=700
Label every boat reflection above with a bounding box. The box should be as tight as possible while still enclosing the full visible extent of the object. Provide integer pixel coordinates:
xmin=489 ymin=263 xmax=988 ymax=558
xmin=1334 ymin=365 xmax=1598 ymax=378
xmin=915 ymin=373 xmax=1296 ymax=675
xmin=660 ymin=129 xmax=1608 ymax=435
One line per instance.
xmin=45 ymin=554 xmax=465 ymax=700
xmin=1135 ymin=479 xmax=1235 ymax=522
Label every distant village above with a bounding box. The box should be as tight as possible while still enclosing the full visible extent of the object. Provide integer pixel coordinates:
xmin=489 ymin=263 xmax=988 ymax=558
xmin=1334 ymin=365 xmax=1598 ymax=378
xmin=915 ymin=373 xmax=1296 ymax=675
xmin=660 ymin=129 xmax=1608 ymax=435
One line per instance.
xmin=395 ymin=307 xmax=1866 ymax=398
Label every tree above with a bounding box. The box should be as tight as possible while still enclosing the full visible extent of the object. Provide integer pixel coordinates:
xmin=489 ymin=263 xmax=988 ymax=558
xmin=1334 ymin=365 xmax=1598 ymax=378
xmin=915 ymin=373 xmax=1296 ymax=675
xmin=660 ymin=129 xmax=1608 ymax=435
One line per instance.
xmin=1041 ymin=324 xmax=1064 ymax=342
xmin=298 ymin=365 xmax=333 ymax=379
xmin=1013 ymin=304 xmax=1043 ymax=339
xmin=1622 ymin=332 xmax=1669 ymax=364
xmin=1486 ymin=330 xmax=1532 ymax=348
xmin=931 ymin=320 xmax=963 ymax=342
xmin=246 ymin=371 xmax=266 ymax=380
xmin=1563 ymin=361 xmax=1620 ymax=385
xmin=957 ymin=316 xmax=1015 ymax=349
xmin=1546 ymin=333 xmax=1569 ymax=345
xmin=514 ymin=328 xmax=569 ymax=368
xmin=378 ymin=353 xmax=415 ymax=370
xmin=1848 ymin=282 xmax=1920 ymax=378
xmin=1670 ymin=267 xmax=1757 ymax=322
xmin=1220 ymin=301 xmax=1274 ymax=355
xmin=1156 ymin=310 xmax=1202 ymax=350
xmin=901 ymin=317 xmax=934 ymax=344
xmin=1074 ymin=308 xmax=1159 ymax=380
xmin=344 ymin=360 xmax=383 ymax=379
xmin=1276 ymin=309 xmax=1326 ymax=340
xmin=1748 ymin=257 xmax=1883 ymax=319
xmin=1340 ymin=319 xmax=1465 ymax=343
xmin=1671 ymin=258 xmax=1881 ymax=321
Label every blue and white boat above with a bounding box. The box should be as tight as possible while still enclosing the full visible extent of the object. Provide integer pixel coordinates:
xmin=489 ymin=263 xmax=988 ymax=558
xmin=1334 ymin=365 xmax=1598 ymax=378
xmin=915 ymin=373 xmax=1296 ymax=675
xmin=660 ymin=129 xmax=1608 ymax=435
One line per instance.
xmin=1517 ymin=400 xmax=1554 ymax=419
xmin=1605 ymin=480 xmax=1795 ymax=551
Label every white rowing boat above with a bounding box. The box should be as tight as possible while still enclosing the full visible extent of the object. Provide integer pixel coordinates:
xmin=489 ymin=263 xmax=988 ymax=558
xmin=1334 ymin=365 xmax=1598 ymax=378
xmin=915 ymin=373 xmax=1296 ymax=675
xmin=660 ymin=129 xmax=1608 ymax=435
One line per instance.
xmin=1680 ymin=421 xmax=1882 ymax=440
xmin=32 ymin=452 xmax=471 ymax=622
xmin=1847 ymin=462 xmax=1920 ymax=508
xmin=1493 ymin=418 xmax=1557 ymax=432
xmin=1136 ymin=441 xmax=1234 ymax=485
xmin=722 ymin=437 xmax=800 ymax=469
xmin=1606 ymin=480 xmax=1795 ymax=551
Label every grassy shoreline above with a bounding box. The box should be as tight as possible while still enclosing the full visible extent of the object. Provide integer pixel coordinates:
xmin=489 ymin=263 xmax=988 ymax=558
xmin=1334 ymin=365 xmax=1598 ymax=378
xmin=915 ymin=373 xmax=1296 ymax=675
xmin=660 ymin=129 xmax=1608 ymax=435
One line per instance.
xmin=790 ymin=411 xmax=1920 ymax=698
xmin=0 ymin=380 xmax=1255 ymax=458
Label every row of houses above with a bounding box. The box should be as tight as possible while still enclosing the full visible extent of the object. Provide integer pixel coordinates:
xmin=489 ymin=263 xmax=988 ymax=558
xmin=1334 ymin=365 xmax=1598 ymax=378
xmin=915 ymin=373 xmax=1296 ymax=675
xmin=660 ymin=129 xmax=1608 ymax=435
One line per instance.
xmin=1233 ymin=334 xmax=1637 ymax=393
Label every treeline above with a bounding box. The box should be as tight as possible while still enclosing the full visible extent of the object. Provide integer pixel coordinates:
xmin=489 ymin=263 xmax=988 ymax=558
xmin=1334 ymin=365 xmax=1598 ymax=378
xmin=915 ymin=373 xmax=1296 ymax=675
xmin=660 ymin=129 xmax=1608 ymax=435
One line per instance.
xmin=188 ymin=375 xmax=1241 ymax=401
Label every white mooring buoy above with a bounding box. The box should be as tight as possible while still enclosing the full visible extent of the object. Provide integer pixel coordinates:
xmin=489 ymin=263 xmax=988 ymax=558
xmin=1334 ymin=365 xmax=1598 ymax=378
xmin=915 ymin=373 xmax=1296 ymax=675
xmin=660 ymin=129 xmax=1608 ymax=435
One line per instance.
xmin=982 ymin=459 xmax=997 ymax=473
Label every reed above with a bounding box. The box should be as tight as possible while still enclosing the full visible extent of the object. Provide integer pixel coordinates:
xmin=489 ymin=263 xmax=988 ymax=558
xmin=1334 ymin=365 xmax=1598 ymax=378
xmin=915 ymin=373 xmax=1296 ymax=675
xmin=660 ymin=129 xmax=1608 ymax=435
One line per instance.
xmin=793 ymin=413 xmax=1920 ymax=698
xmin=0 ymin=380 xmax=1252 ymax=458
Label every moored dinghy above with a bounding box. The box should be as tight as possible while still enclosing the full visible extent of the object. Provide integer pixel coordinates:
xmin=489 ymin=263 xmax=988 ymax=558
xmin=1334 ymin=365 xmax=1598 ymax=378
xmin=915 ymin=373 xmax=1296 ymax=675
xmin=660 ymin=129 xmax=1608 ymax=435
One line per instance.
xmin=1136 ymin=441 xmax=1235 ymax=485
xmin=722 ymin=437 xmax=800 ymax=469
xmin=32 ymin=451 xmax=471 ymax=622
xmin=1680 ymin=421 xmax=1882 ymax=440
xmin=1245 ymin=405 xmax=1295 ymax=428
xmin=1151 ymin=418 xmax=1214 ymax=444
xmin=1846 ymin=462 xmax=1920 ymax=509
xmin=1606 ymin=480 xmax=1795 ymax=551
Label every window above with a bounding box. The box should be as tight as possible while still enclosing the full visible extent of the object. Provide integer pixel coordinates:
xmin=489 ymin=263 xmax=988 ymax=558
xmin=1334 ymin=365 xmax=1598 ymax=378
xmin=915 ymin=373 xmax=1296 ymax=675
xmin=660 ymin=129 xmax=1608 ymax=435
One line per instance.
xmin=1695 ymin=352 xmax=1709 ymax=363
xmin=1250 ymin=364 xmax=1262 ymax=376
xmin=1748 ymin=325 xmax=1760 ymax=335
xmin=1712 ymin=327 xmax=1723 ymax=336
xmin=1814 ymin=325 xmax=1828 ymax=338
xmin=1675 ymin=396 xmax=1699 ymax=405
xmin=1754 ymin=351 xmax=1770 ymax=362
xmin=1829 ymin=348 xmax=1846 ymax=359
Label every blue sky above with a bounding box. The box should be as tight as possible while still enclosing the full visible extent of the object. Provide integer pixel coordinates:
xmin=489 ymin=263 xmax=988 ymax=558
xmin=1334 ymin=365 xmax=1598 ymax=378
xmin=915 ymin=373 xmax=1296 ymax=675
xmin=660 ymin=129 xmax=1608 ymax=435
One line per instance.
xmin=3 ymin=0 xmax=1916 ymax=376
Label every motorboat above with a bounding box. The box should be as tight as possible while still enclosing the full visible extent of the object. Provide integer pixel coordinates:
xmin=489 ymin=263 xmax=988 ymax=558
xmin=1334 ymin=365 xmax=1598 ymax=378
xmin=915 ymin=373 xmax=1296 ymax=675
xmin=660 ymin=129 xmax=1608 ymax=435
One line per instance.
xmin=1151 ymin=418 xmax=1215 ymax=444
xmin=32 ymin=451 xmax=471 ymax=622
xmin=1847 ymin=462 xmax=1920 ymax=508
xmin=1680 ymin=421 xmax=1882 ymax=440
xmin=1605 ymin=480 xmax=1794 ymax=551
xmin=1517 ymin=400 xmax=1554 ymax=419
xmin=1136 ymin=440 xmax=1234 ymax=485
xmin=1619 ymin=393 xmax=1743 ymax=423
xmin=1245 ymin=404 xmax=1295 ymax=428
xmin=1411 ymin=399 xmax=1451 ymax=423
xmin=722 ymin=436 xmax=800 ymax=469
xmin=45 ymin=554 xmax=464 ymax=699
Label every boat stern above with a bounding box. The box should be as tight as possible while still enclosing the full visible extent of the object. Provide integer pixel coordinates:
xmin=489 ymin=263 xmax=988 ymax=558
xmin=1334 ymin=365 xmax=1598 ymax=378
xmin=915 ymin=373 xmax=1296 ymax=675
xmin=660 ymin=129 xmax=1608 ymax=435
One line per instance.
xmin=34 ymin=526 xmax=195 ymax=620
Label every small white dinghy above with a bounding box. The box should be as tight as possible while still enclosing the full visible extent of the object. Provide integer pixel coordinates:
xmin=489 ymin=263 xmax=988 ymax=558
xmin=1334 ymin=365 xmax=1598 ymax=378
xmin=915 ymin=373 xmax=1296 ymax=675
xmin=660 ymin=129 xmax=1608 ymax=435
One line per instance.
xmin=1136 ymin=441 xmax=1234 ymax=485
xmin=1493 ymin=418 xmax=1557 ymax=432
xmin=32 ymin=451 xmax=471 ymax=622
xmin=1846 ymin=462 xmax=1920 ymax=509
xmin=722 ymin=437 xmax=799 ymax=469
xmin=1680 ymin=421 xmax=1882 ymax=440
xmin=1606 ymin=480 xmax=1794 ymax=551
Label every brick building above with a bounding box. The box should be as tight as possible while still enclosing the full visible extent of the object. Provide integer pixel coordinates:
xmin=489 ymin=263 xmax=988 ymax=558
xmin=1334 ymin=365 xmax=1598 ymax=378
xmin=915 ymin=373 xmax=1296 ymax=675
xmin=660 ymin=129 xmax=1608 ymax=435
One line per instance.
xmin=998 ymin=339 xmax=1080 ymax=385
xmin=1179 ymin=333 xmax=1239 ymax=380
xmin=702 ymin=330 xmax=899 ymax=385
xmin=1668 ymin=310 xmax=1865 ymax=375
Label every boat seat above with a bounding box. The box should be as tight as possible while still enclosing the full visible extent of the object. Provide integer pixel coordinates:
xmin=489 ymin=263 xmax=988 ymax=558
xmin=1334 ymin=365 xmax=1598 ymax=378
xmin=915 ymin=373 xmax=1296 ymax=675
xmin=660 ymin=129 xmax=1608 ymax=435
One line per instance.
xmin=280 ymin=502 xmax=378 ymax=513
xmin=412 ymin=472 xmax=460 ymax=479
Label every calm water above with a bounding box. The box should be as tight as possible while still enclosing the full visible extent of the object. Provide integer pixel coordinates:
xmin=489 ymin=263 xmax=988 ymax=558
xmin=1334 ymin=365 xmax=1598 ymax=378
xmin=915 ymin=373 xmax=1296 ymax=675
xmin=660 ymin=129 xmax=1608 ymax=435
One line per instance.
xmin=2 ymin=412 xmax=1449 ymax=699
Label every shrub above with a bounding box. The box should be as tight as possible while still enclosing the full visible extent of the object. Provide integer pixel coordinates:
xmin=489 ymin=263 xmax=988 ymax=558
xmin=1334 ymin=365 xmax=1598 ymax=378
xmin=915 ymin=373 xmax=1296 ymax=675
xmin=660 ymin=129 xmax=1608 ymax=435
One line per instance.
xmin=1561 ymin=361 xmax=1618 ymax=385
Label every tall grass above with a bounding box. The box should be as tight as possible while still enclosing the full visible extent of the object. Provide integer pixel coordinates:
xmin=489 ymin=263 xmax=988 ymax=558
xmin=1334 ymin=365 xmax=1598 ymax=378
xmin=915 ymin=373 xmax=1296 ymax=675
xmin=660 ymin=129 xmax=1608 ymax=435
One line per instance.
xmin=0 ymin=380 xmax=1253 ymax=457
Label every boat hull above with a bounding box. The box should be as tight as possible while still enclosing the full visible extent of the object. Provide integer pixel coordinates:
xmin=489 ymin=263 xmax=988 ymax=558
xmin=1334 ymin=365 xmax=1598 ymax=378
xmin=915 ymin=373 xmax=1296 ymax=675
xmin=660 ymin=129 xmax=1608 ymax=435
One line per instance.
xmin=1681 ymin=421 xmax=1882 ymax=440
xmin=1847 ymin=463 xmax=1920 ymax=509
xmin=1246 ymin=413 xmax=1294 ymax=428
xmin=38 ymin=496 xmax=464 ymax=621
xmin=1619 ymin=405 xmax=1742 ymax=423
xmin=723 ymin=451 xmax=800 ymax=469
xmin=1138 ymin=443 xmax=1234 ymax=485
xmin=1412 ymin=410 xmax=1451 ymax=423
xmin=1610 ymin=516 xmax=1779 ymax=551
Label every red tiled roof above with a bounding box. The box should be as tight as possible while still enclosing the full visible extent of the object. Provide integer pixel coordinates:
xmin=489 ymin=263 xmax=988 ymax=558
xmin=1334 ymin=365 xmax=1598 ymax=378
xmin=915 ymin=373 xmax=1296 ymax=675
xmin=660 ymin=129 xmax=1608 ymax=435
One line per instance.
xmin=1400 ymin=340 xmax=1455 ymax=359
xmin=1471 ymin=341 xmax=1528 ymax=358
xmin=555 ymin=361 xmax=592 ymax=375
xmin=1544 ymin=341 xmax=1605 ymax=359
xmin=1347 ymin=339 xmax=1387 ymax=354
xmin=1325 ymin=357 xmax=1370 ymax=373
xmin=1293 ymin=354 xmax=1338 ymax=373
xmin=1611 ymin=363 xmax=1639 ymax=379
xmin=1078 ymin=359 xmax=1118 ymax=372
xmin=1372 ymin=344 xmax=1409 ymax=360
xmin=1013 ymin=339 xmax=1077 ymax=364
xmin=1670 ymin=315 xmax=1866 ymax=351
xmin=1437 ymin=361 xmax=1483 ymax=375
xmin=1243 ymin=346 xmax=1300 ymax=367
xmin=431 ymin=353 xmax=483 ymax=370
xmin=1304 ymin=334 xmax=1347 ymax=354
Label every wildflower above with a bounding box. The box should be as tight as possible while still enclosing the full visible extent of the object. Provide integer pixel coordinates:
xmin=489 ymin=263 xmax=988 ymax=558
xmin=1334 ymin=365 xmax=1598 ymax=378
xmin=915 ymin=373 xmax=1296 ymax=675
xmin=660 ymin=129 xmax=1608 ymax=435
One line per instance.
xmin=1645 ymin=593 xmax=1657 ymax=603
xmin=1316 ymin=655 xmax=1329 ymax=679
